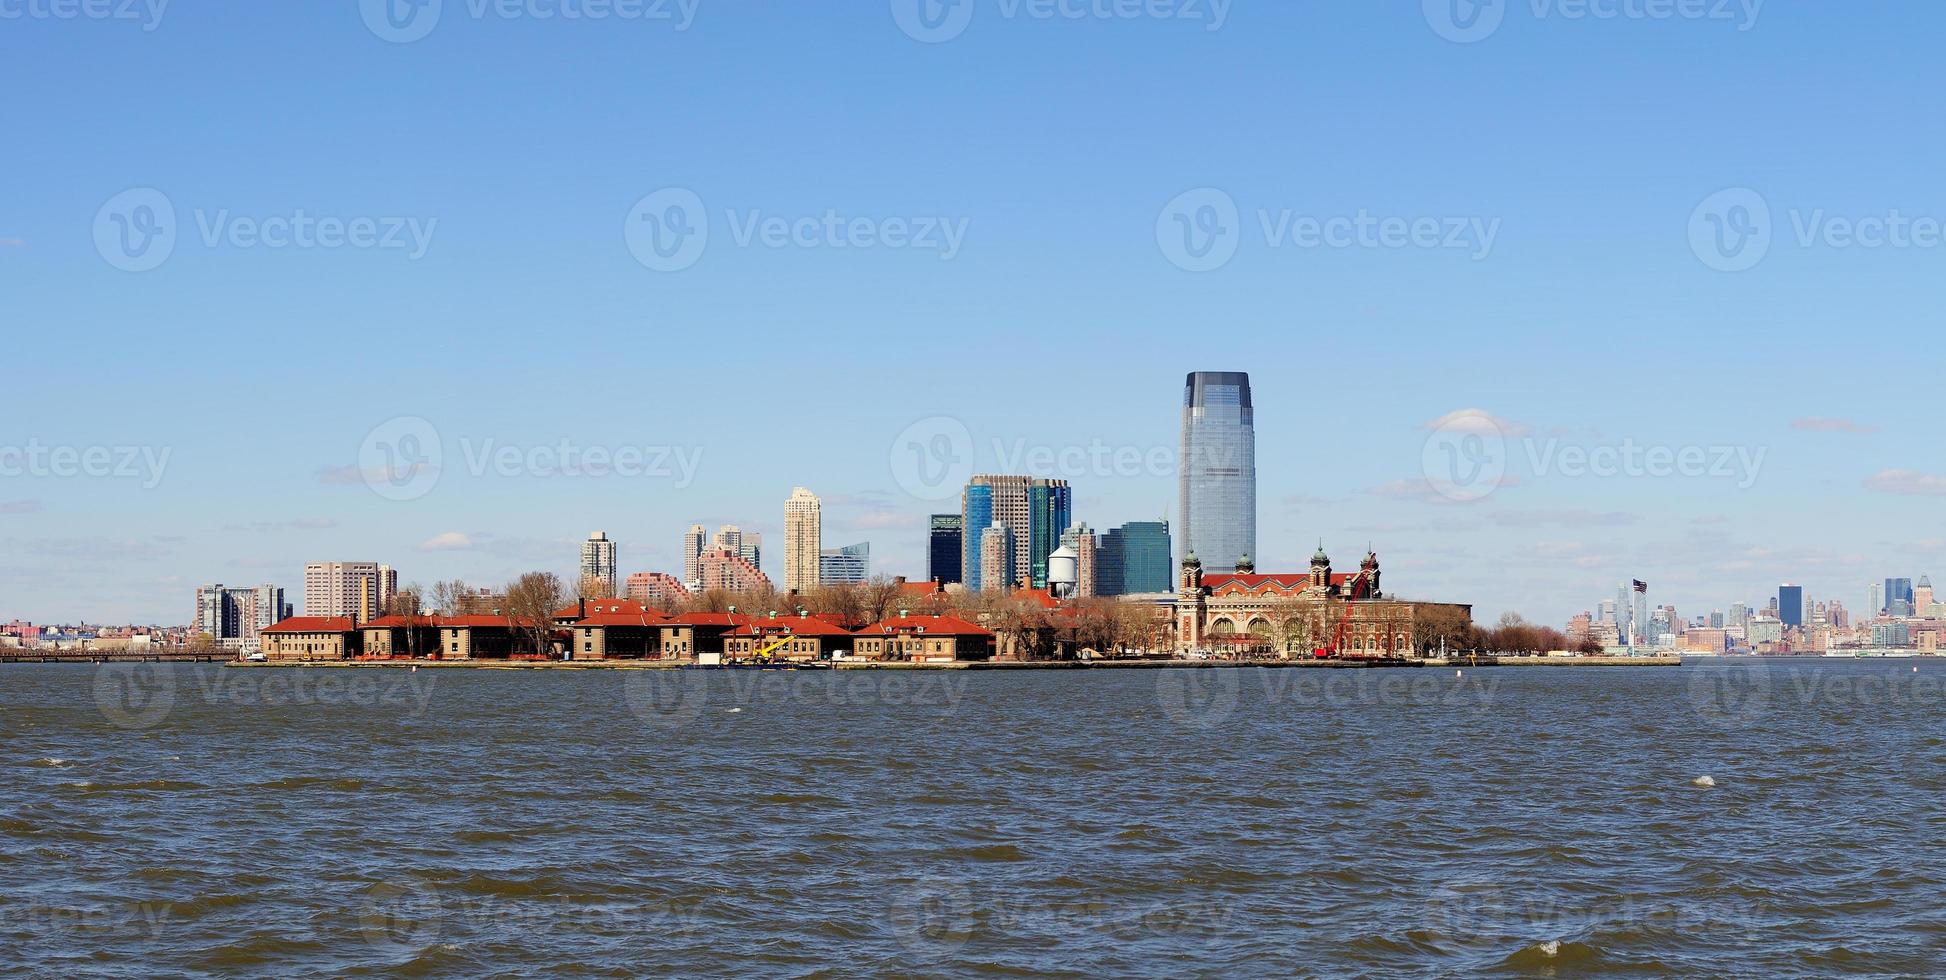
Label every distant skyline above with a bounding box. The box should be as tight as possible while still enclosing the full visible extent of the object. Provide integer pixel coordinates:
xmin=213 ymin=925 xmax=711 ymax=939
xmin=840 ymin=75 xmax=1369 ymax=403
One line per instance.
xmin=6 ymin=4 xmax=1946 ymax=624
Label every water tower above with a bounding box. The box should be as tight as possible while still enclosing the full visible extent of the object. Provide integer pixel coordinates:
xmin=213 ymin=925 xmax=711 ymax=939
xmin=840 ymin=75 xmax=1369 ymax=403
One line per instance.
xmin=1047 ymin=544 xmax=1079 ymax=600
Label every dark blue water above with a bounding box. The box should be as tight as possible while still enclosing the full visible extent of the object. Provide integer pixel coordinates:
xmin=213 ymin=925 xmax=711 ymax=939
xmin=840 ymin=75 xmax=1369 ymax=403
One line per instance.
xmin=4 ymin=659 xmax=1945 ymax=976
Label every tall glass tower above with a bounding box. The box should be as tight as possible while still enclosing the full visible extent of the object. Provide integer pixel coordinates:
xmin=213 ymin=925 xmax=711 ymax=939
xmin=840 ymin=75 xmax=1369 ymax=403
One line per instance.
xmin=1179 ymin=372 xmax=1256 ymax=570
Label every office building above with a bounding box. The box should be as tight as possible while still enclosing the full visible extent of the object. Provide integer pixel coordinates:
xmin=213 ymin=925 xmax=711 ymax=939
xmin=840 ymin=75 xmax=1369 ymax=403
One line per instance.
xmin=819 ymin=542 xmax=871 ymax=586
xmin=784 ymin=487 xmax=822 ymax=593
xmin=1099 ymin=520 xmax=1173 ymax=596
xmin=928 ymin=515 xmax=964 ymax=586
xmin=1779 ymin=584 xmax=1804 ymax=629
xmin=1179 ymin=371 xmax=1256 ymax=571
xmin=961 ymin=475 xmax=1070 ymax=592
xmin=1886 ymin=577 xmax=1915 ymax=617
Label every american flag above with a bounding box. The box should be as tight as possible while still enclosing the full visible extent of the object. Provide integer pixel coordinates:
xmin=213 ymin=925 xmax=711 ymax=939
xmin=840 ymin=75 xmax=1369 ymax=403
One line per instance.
xmin=1633 ymin=580 xmax=1648 ymax=593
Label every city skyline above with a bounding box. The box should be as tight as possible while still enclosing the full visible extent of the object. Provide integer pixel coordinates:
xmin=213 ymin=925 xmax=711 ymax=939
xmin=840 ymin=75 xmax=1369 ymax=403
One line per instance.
xmin=7 ymin=6 xmax=1946 ymax=626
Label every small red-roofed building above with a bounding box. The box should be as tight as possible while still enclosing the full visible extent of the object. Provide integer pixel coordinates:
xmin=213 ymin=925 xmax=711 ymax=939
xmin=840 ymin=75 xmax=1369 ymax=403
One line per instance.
xmin=261 ymin=616 xmax=358 ymax=662
xmin=853 ymin=613 xmax=995 ymax=663
xmin=658 ymin=612 xmax=756 ymax=662
xmin=724 ymin=615 xmax=855 ymax=663
xmin=359 ymin=615 xmax=441 ymax=659
xmin=558 ymin=599 xmax=670 ymax=660
xmin=436 ymin=615 xmax=551 ymax=660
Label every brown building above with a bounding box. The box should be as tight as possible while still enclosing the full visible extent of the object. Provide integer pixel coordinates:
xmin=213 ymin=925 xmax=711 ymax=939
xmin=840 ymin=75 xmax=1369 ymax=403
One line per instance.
xmin=1175 ymin=548 xmax=1472 ymax=659
xmin=554 ymin=599 xmax=669 ymax=660
xmin=360 ymin=615 xmax=441 ymax=659
xmin=853 ymin=613 xmax=995 ymax=663
xmin=724 ymin=615 xmax=855 ymax=662
xmin=437 ymin=616 xmax=551 ymax=660
xmin=658 ymin=612 xmax=754 ymax=662
xmin=261 ymin=616 xmax=357 ymax=662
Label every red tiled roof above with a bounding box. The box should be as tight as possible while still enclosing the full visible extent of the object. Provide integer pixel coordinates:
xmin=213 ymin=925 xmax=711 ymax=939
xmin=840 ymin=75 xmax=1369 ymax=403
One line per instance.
xmin=1206 ymin=573 xmax=1355 ymax=593
xmin=552 ymin=599 xmax=657 ymax=621
xmin=574 ymin=609 xmax=671 ymax=627
xmin=362 ymin=615 xmax=438 ymax=628
xmin=1007 ymin=590 xmax=1063 ymax=609
xmin=856 ymin=614 xmax=993 ymax=638
xmin=896 ymin=580 xmax=947 ymax=596
xmin=726 ymin=616 xmax=855 ymax=638
xmin=668 ymin=612 xmax=755 ymax=627
xmin=262 ymin=616 xmax=355 ymax=634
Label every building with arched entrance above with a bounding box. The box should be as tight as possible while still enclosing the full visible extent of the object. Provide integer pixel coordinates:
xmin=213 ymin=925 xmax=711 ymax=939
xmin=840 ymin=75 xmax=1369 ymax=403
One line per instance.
xmin=1174 ymin=545 xmax=1471 ymax=659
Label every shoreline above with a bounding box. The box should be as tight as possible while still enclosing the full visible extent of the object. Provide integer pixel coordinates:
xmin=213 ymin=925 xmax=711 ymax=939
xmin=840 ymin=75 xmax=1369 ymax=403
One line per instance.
xmin=207 ymin=654 xmax=1686 ymax=670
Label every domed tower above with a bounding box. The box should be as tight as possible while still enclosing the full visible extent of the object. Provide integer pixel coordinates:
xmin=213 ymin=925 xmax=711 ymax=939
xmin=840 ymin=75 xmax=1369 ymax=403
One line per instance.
xmin=1310 ymin=542 xmax=1332 ymax=589
xmin=1235 ymin=553 xmax=1255 ymax=575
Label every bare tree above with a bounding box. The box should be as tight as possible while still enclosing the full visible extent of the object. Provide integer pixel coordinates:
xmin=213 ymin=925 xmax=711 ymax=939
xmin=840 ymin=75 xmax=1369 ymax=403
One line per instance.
xmin=431 ymin=580 xmax=472 ymax=617
xmin=504 ymin=572 xmax=566 ymax=657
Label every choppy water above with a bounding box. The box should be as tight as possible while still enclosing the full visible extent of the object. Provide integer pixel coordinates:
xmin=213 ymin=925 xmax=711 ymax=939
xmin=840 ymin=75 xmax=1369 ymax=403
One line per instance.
xmin=4 ymin=658 xmax=1946 ymax=976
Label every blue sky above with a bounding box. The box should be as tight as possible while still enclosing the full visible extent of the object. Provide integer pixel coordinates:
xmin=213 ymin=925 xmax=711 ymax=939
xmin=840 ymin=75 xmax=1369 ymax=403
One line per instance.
xmin=5 ymin=1 xmax=1945 ymax=626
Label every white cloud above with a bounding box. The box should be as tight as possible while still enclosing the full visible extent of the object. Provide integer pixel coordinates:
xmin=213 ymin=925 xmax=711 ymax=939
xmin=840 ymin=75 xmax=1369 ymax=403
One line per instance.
xmin=1422 ymin=408 xmax=1532 ymax=438
xmin=1865 ymin=469 xmax=1946 ymax=496
xmin=419 ymin=532 xmax=475 ymax=551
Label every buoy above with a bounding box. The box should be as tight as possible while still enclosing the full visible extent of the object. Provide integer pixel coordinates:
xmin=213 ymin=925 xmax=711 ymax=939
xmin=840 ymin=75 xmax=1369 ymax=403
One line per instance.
xmin=1455 ymin=669 xmax=1463 ymax=679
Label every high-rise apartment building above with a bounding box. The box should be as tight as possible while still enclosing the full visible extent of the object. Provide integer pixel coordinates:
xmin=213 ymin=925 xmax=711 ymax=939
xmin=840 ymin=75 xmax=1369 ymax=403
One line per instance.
xmin=624 ymin=571 xmax=690 ymax=608
xmin=580 ymin=531 xmax=618 ymax=596
xmin=979 ymin=525 xmax=1015 ymax=594
xmin=961 ymin=475 xmax=1070 ymax=592
xmin=1060 ymin=522 xmax=1097 ymax=598
xmin=1099 ymin=521 xmax=1173 ymax=596
xmin=1870 ymin=582 xmax=1885 ymax=618
xmin=928 ymin=515 xmax=964 ymax=586
xmin=195 ymin=583 xmax=289 ymax=652
xmin=1179 ymin=371 xmax=1256 ymax=571
xmin=304 ymin=562 xmax=397 ymax=624
xmin=682 ymin=524 xmax=708 ymax=589
xmin=698 ymin=546 xmax=772 ymax=593
xmin=784 ymin=487 xmax=822 ymax=593
xmin=819 ymin=542 xmax=871 ymax=586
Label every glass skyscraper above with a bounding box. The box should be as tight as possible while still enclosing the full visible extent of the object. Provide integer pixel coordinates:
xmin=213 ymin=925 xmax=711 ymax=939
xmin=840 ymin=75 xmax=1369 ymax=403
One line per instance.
xmin=1778 ymin=584 xmax=1804 ymax=628
xmin=1885 ymin=577 xmax=1915 ymax=616
xmin=1098 ymin=521 xmax=1173 ymax=596
xmin=928 ymin=515 xmax=963 ymax=586
xmin=1179 ymin=372 xmax=1256 ymax=569
xmin=961 ymin=476 xmax=1071 ymax=592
